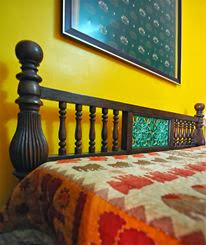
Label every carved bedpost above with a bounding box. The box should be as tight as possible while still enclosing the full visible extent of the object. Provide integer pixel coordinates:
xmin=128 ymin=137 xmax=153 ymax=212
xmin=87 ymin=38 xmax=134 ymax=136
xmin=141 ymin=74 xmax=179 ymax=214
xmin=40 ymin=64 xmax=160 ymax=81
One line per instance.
xmin=194 ymin=103 xmax=205 ymax=146
xmin=9 ymin=40 xmax=48 ymax=179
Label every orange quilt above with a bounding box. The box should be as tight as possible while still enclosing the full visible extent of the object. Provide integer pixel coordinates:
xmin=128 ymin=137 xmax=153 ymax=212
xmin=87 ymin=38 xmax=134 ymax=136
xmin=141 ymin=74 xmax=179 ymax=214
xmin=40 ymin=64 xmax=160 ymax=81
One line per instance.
xmin=1 ymin=146 xmax=206 ymax=245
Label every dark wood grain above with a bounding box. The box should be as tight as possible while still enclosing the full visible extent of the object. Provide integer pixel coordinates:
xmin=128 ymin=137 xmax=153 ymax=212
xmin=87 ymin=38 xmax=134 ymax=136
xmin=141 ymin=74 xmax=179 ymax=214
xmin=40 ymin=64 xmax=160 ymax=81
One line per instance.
xmin=9 ymin=40 xmax=48 ymax=179
xmin=58 ymin=101 xmax=67 ymax=155
xmin=48 ymin=145 xmax=193 ymax=161
xmin=89 ymin=106 xmax=96 ymax=153
xmin=112 ymin=109 xmax=119 ymax=151
xmin=168 ymin=119 xmax=174 ymax=147
xmin=75 ymin=104 xmax=82 ymax=154
xmin=194 ymin=103 xmax=205 ymax=145
xmin=186 ymin=122 xmax=191 ymax=145
xmin=188 ymin=122 xmax=194 ymax=144
xmin=174 ymin=119 xmax=179 ymax=147
xmin=10 ymin=40 xmax=205 ymax=178
xmin=179 ymin=120 xmax=183 ymax=145
xmin=101 ymin=108 xmax=108 ymax=152
xmin=41 ymin=87 xmax=197 ymax=122
xmin=121 ymin=111 xmax=133 ymax=151
xmin=191 ymin=122 xmax=195 ymax=145
xmin=183 ymin=121 xmax=187 ymax=145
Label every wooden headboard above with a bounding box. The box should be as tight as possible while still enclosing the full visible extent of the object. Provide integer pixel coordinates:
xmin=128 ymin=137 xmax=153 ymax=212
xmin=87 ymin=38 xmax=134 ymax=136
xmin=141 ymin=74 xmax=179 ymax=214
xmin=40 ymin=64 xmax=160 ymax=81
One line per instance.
xmin=9 ymin=40 xmax=205 ymax=179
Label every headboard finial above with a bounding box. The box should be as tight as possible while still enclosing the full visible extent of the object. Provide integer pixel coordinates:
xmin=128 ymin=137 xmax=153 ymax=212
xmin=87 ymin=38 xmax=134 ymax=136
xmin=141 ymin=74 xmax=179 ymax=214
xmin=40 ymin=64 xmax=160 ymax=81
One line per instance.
xmin=15 ymin=40 xmax=43 ymax=66
xmin=194 ymin=102 xmax=205 ymax=146
xmin=10 ymin=40 xmax=48 ymax=179
xmin=194 ymin=103 xmax=205 ymax=116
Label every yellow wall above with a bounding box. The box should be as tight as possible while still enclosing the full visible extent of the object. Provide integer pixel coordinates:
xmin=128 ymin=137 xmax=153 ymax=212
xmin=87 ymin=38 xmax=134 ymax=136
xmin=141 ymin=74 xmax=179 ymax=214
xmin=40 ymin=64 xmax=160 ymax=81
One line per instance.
xmin=0 ymin=0 xmax=206 ymax=207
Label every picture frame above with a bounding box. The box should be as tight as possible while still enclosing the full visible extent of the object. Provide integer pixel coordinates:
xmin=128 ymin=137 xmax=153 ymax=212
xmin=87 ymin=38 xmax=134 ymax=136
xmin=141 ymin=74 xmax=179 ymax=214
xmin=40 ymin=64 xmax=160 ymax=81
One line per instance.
xmin=62 ymin=0 xmax=182 ymax=84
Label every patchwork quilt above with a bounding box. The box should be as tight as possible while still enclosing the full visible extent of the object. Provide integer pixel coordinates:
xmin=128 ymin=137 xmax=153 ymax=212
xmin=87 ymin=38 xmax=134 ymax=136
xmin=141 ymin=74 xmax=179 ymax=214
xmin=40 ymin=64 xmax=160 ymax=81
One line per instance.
xmin=1 ymin=146 xmax=206 ymax=245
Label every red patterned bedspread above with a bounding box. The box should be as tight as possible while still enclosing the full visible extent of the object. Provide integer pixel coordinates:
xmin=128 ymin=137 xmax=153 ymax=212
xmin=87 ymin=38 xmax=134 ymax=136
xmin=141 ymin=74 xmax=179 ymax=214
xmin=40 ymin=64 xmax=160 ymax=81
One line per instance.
xmin=1 ymin=146 xmax=206 ymax=245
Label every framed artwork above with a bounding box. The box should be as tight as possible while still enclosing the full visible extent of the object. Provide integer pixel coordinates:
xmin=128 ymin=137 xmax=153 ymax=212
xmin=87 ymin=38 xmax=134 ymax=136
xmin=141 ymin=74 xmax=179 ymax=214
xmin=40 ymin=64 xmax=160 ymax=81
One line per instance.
xmin=62 ymin=0 xmax=182 ymax=84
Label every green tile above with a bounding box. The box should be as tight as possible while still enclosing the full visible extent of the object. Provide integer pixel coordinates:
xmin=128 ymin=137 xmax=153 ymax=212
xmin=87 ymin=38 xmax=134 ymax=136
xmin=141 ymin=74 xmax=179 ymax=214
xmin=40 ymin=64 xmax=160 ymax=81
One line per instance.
xmin=132 ymin=115 xmax=169 ymax=148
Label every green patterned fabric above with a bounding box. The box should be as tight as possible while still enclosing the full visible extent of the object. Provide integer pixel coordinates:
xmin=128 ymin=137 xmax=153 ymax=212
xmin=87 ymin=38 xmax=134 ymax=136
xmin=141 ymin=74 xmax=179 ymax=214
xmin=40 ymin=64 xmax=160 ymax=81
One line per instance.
xmin=132 ymin=115 xmax=169 ymax=148
xmin=72 ymin=0 xmax=177 ymax=78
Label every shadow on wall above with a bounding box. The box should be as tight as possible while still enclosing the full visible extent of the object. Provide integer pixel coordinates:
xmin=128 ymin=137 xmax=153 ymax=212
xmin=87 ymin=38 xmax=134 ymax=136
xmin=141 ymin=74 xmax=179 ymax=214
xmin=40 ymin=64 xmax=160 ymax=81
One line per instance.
xmin=0 ymin=62 xmax=18 ymax=207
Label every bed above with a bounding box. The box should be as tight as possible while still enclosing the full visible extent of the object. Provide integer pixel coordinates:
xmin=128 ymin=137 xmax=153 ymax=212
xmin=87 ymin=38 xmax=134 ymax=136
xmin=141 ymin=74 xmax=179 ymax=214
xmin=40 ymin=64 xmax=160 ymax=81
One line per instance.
xmin=1 ymin=40 xmax=206 ymax=245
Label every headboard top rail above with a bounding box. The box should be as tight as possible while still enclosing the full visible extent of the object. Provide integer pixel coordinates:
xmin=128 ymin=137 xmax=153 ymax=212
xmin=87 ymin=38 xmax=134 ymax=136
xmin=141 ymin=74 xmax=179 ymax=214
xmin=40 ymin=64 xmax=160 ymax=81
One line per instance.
xmin=40 ymin=86 xmax=197 ymax=122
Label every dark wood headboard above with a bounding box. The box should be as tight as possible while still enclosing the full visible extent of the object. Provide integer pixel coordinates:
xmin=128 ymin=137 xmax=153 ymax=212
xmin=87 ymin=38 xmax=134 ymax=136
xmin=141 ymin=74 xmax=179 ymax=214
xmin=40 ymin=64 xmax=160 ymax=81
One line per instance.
xmin=9 ymin=40 xmax=205 ymax=179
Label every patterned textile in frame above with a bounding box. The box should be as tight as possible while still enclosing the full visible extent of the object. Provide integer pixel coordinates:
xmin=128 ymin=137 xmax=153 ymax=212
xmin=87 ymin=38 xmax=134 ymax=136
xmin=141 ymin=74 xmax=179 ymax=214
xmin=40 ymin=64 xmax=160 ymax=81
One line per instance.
xmin=71 ymin=0 xmax=178 ymax=79
xmin=132 ymin=115 xmax=169 ymax=148
xmin=1 ymin=147 xmax=206 ymax=244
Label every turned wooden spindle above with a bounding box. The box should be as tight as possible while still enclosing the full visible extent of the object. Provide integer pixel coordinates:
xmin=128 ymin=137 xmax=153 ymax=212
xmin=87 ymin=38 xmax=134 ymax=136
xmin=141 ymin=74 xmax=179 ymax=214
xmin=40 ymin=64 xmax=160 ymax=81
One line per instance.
xmin=179 ymin=120 xmax=183 ymax=145
xmin=194 ymin=103 xmax=205 ymax=146
xmin=75 ymin=104 xmax=82 ymax=154
xmin=174 ymin=119 xmax=179 ymax=146
xmin=101 ymin=108 xmax=108 ymax=152
xmin=58 ymin=102 xmax=67 ymax=155
xmin=89 ymin=106 xmax=96 ymax=153
xmin=191 ymin=122 xmax=196 ymax=144
xmin=9 ymin=40 xmax=48 ymax=179
xmin=187 ymin=122 xmax=192 ymax=144
xmin=112 ymin=109 xmax=119 ymax=151
xmin=183 ymin=121 xmax=187 ymax=145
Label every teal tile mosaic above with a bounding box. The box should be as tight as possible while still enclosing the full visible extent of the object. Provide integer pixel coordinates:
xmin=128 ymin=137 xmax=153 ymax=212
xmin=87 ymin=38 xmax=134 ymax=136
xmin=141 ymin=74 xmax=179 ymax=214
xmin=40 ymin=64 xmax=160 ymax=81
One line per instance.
xmin=132 ymin=115 xmax=169 ymax=148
